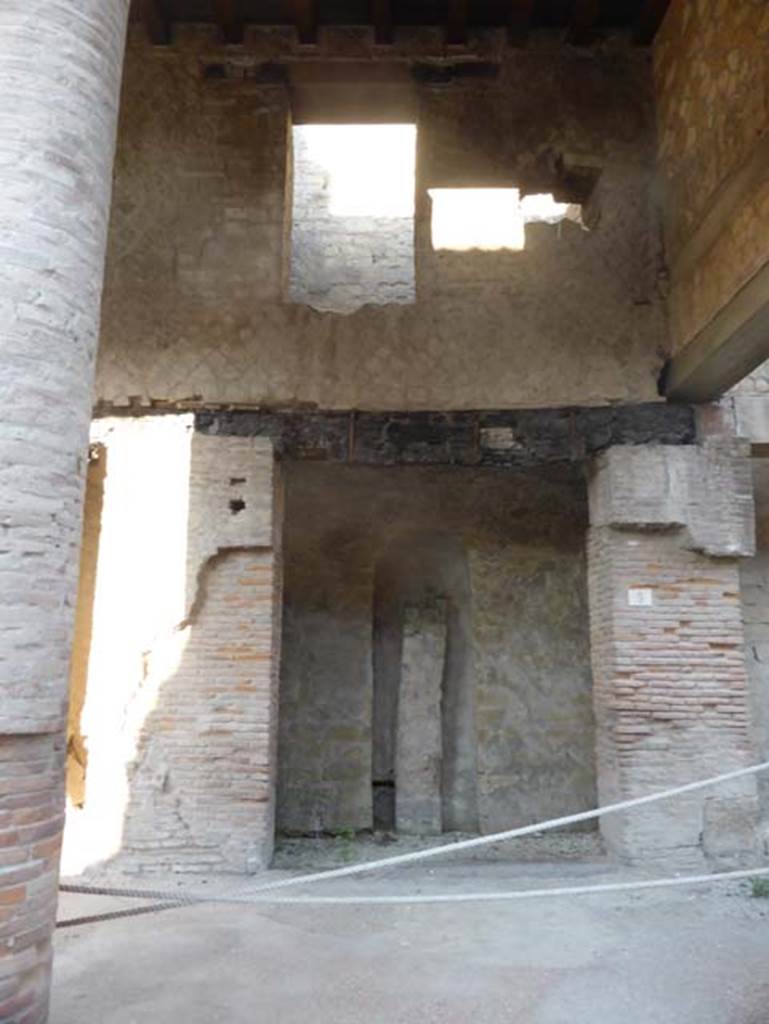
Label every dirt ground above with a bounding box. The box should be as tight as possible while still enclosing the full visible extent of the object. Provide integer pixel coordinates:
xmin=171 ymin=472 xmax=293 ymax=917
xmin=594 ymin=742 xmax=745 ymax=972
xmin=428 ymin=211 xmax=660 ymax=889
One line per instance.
xmin=53 ymin=856 xmax=769 ymax=1024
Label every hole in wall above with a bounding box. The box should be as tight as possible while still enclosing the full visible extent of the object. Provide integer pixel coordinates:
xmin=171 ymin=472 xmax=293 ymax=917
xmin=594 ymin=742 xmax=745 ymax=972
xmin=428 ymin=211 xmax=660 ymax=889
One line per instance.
xmin=229 ymin=499 xmax=246 ymax=514
xmin=428 ymin=188 xmax=585 ymax=251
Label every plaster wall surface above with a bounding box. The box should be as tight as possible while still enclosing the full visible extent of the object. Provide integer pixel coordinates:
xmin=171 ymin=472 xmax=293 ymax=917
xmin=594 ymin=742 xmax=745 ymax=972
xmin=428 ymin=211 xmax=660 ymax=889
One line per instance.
xmin=277 ymin=462 xmax=595 ymax=836
xmin=96 ymin=28 xmax=665 ymax=411
xmin=654 ymin=0 xmax=769 ymax=350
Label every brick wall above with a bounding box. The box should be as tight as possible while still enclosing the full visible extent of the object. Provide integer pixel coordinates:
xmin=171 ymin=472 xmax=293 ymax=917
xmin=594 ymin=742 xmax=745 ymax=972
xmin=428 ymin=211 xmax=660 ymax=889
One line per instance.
xmin=0 ymin=733 xmax=64 ymax=1022
xmin=62 ymin=417 xmax=282 ymax=876
xmin=587 ymin=443 xmax=760 ymax=865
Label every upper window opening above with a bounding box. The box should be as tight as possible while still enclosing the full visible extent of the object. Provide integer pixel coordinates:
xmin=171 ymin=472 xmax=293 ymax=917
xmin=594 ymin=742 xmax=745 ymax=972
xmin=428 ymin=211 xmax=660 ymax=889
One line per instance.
xmin=428 ymin=188 xmax=584 ymax=252
xmin=289 ymin=124 xmax=417 ymax=315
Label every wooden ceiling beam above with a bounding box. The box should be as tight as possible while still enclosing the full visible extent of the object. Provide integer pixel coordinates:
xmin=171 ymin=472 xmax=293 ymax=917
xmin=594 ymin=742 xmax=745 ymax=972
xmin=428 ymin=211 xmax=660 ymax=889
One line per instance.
xmin=447 ymin=0 xmax=468 ymax=45
xmin=567 ymin=0 xmax=601 ymax=45
xmin=213 ymin=0 xmax=245 ymax=44
xmin=139 ymin=0 xmax=170 ymax=44
xmin=508 ymin=0 xmax=534 ymax=46
xmin=371 ymin=0 xmax=393 ymax=44
xmin=291 ymin=0 xmax=318 ymax=44
xmin=634 ymin=0 xmax=670 ymax=45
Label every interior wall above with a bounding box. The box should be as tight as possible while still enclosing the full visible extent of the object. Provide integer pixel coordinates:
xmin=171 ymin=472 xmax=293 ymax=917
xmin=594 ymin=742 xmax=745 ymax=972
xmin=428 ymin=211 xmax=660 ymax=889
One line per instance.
xmin=277 ymin=463 xmax=596 ymax=836
xmin=654 ymin=0 xmax=769 ymax=352
xmin=95 ymin=27 xmax=665 ymax=411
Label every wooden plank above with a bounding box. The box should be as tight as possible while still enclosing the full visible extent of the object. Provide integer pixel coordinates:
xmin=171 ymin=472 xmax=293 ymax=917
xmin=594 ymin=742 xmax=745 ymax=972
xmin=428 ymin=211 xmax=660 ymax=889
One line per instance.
xmin=213 ymin=0 xmax=245 ymax=44
xmin=634 ymin=0 xmax=670 ymax=45
xmin=139 ymin=0 xmax=170 ymax=44
xmin=508 ymin=0 xmax=534 ymax=46
xmin=663 ymin=261 xmax=769 ymax=402
xmin=568 ymin=0 xmax=601 ymax=45
xmin=447 ymin=0 xmax=468 ymax=44
xmin=371 ymin=0 xmax=393 ymax=44
xmin=291 ymin=0 xmax=318 ymax=44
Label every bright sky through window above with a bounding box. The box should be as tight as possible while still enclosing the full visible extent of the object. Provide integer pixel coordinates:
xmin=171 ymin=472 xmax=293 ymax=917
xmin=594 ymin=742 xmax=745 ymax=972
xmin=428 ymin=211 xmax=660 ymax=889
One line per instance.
xmin=295 ymin=124 xmax=417 ymax=218
xmin=429 ymin=188 xmax=580 ymax=251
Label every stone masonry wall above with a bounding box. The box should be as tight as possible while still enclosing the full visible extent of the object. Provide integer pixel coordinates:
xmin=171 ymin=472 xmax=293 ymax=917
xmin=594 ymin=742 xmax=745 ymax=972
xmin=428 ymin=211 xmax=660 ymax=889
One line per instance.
xmin=95 ymin=27 xmax=665 ymax=410
xmin=61 ymin=417 xmax=282 ymax=876
xmin=278 ymin=462 xmax=595 ymax=836
xmin=654 ymin=0 xmax=769 ymax=351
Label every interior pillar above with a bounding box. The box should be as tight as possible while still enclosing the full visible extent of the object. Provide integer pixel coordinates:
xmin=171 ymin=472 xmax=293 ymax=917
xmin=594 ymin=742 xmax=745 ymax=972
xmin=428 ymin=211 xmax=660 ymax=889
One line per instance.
xmin=0 ymin=2 xmax=129 ymax=1019
xmin=586 ymin=440 xmax=760 ymax=867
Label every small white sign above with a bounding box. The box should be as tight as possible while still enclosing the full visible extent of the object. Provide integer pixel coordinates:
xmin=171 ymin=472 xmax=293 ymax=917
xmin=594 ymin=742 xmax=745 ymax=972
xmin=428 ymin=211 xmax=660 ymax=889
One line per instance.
xmin=627 ymin=588 xmax=653 ymax=607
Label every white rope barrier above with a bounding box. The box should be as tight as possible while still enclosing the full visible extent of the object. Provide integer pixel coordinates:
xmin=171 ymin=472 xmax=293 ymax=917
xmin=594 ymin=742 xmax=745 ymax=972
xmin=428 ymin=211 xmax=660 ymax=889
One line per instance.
xmin=233 ymin=759 xmax=769 ymax=896
xmin=62 ymin=759 xmax=769 ymax=909
xmin=245 ymin=866 xmax=769 ymax=905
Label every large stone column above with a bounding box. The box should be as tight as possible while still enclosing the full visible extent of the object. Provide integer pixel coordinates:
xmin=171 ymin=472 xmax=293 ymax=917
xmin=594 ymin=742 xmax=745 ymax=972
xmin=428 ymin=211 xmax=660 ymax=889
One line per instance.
xmin=0 ymin=2 xmax=129 ymax=1020
xmin=587 ymin=440 xmax=760 ymax=867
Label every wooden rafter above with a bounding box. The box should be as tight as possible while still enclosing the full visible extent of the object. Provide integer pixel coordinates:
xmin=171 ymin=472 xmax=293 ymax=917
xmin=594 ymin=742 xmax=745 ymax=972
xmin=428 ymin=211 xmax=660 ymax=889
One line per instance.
xmin=568 ymin=0 xmax=601 ymax=46
xmin=213 ymin=0 xmax=245 ymax=44
xmin=634 ymin=0 xmax=671 ymax=44
xmin=139 ymin=0 xmax=170 ymax=44
xmin=371 ymin=0 xmax=393 ymax=45
xmin=447 ymin=0 xmax=468 ymax=45
xmin=291 ymin=0 xmax=318 ymax=44
xmin=508 ymin=0 xmax=534 ymax=46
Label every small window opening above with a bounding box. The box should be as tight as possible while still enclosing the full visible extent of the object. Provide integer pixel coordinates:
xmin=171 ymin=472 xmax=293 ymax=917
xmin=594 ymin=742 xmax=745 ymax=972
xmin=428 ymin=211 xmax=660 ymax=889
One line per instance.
xmin=428 ymin=188 xmax=584 ymax=252
xmin=289 ymin=124 xmax=417 ymax=314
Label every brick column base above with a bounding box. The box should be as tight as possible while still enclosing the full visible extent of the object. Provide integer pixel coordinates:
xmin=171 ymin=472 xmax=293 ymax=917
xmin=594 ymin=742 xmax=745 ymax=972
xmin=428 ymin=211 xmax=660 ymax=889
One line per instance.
xmin=587 ymin=441 xmax=761 ymax=867
xmin=0 ymin=735 xmax=65 ymax=1023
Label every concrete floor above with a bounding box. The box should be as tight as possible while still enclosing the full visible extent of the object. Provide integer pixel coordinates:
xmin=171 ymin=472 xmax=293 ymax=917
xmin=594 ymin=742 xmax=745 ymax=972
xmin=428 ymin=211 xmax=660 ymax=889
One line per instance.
xmin=53 ymin=862 xmax=769 ymax=1024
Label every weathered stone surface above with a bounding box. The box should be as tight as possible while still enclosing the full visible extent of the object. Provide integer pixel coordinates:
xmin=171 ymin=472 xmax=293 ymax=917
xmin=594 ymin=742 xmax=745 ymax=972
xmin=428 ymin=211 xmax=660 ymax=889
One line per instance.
xmin=396 ymin=600 xmax=447 ymax=835
xmin=588 ymin=440 xmax=755 ymax=558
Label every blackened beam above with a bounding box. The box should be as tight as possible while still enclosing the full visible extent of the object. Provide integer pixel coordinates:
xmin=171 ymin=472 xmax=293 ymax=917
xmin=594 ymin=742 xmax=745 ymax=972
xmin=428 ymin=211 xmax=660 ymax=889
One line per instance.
xmin=371 ymin=0 xmax=393 ymax=44
xmin=194 ymin=404 xmax=696 ymax=466
xmin=568 ymin=0 xmax=601 ymax=46
xmin=213 ymin=0 xmax=245 ymax=44
xmin=291 ymin=0 xmax=318 ymax=44
xmin=634 ymin=0 xmax=671 ymax=45
xmin=139 ymin=0 xmax=170 ymax=44
xmin=447 ymin=0 xmax=468 ymax=44
xmin=508 ymin=0 xmax=534 ymax=46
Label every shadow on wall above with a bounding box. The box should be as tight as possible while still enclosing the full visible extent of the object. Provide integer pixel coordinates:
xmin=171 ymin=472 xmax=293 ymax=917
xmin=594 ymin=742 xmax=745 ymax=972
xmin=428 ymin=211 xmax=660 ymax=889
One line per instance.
xmin=372 ymin=531 xmax=477 ymax=834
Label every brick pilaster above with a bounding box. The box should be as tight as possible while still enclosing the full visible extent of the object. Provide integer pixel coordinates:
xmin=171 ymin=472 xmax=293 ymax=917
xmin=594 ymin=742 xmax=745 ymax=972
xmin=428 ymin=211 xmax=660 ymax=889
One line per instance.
xmin=587 ymin=441 xmax=761 ymax=866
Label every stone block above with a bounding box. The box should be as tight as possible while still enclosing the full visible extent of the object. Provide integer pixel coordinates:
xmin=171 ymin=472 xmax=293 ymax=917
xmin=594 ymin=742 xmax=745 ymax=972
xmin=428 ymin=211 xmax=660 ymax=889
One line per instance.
xmin=588 ymin=440 xmax=754 ymax=557
xmin=396 ymin=599 xmax=447 ymax=835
